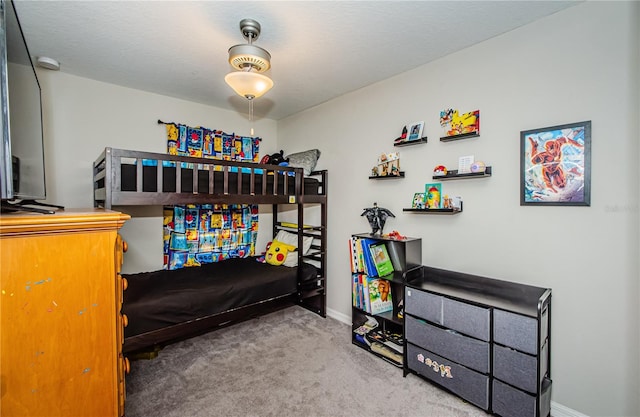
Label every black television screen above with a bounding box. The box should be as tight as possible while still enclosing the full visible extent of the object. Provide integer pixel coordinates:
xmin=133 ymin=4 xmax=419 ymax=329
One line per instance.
xmin=0 ymin=0 xmax=46 ymax=203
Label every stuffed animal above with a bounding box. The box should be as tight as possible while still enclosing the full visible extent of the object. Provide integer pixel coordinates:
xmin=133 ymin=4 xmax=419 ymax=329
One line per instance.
xmin=260 ymin=150 xmax=289 ymax=165
xmin=264 ymin=240 xmax=296 ymax=266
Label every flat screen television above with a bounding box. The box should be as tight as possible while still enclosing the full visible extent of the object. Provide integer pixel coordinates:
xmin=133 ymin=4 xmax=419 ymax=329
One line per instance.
xmin=0 ymin=0 xmax=60 ymax=213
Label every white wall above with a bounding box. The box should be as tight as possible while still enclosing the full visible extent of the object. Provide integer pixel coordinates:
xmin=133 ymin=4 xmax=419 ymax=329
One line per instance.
xmin=35 ymin=2 xmax=639 ymax=416
xmin=278 ymin=2 xmax=639 ymax=416
xmin=36 ymin=71 xmax=278 ymax=273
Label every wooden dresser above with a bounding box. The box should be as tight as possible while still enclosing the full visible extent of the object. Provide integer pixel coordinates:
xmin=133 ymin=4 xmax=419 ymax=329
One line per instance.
xmin=0 ymin=209 xmax=130 ymax=417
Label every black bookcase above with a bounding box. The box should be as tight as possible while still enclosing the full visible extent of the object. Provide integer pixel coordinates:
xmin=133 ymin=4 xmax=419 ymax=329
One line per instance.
xmin=349 ymin=233 xmax=422 ymax=367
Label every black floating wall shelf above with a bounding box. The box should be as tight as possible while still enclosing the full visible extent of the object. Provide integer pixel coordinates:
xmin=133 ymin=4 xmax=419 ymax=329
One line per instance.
xmin=370 ymin=172 xmax=405 ymax=179
xmin=433 ymin=166 xmax=492 ymax=180
xmin=439 ymin=132 xmax=480 ymax=142
xmin=394 ymin=137 xmax=428 ymax=147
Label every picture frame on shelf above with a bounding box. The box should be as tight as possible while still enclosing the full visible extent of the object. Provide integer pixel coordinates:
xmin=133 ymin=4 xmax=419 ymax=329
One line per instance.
xmin=407 ymin=121 xmax=424 ymax=141
xmin=411 ymin=193 xmax=426 ymax=209
xmin=520 ymin=120 xmax=591 ymax=206
xmin=440 ymin=108 xmax=480 ymax=139
xmin=424 ymin=183 xmax=442 ymax=209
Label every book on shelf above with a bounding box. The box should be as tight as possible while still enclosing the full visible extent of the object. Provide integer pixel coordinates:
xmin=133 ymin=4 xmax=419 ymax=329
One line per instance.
xmin=362 ymin=274 xmax=371 ymax=313
xmin=360 ymin=238 xmax=379 ymax=277
xmin=368 ymin=277 xmax=393 ymax=315
xmin=366 ymin=330 xmax=403 ymax=354
xmin=370 ymin=342 xmax=403 ymax=365
xmin=352 ymin=274 xmax=392 ymax=315
xmin=368 ymin=241 xmax=394 ymax=277
xmin=349 ymin=237 xmax=366 ymax=273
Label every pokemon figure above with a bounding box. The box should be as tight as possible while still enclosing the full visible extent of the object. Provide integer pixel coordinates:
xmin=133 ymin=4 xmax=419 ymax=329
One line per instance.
xmin=265 ymin=240 xmax=296 ymax=266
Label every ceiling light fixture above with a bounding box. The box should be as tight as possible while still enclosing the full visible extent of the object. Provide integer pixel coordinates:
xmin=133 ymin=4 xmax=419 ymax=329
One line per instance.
xmin=224 ymin=19 xmax=273 ymax=136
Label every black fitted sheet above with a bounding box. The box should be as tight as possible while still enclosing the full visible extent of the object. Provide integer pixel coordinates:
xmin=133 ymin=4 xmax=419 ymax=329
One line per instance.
xmin=122 ymin=257 xmax=317 ymax=338
xmin=120 ymin=164 xmax=320 ymax=195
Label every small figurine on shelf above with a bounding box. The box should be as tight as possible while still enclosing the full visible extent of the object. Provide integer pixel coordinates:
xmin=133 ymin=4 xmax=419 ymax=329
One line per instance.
xmin=394 ymin=125 xmax=408 ymax=144
xmin=361 ymin=202 xmax=395 ymax=236
xmin=470 ymin=161 xmax=486 ymax=173
xmin=433 ymin=165 xmax=448 ymax=177
xmin=443 ymin=194 xmax=453 ymax=209
xmin=384 ymin=230 xmax=407 ymax=240
xmin=375 ymin=152 xmax=400 ymax=176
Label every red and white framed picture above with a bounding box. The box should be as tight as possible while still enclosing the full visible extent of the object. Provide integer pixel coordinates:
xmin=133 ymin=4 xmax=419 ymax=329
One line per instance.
xmin=521 ymin=120 xmax=591 ymax=206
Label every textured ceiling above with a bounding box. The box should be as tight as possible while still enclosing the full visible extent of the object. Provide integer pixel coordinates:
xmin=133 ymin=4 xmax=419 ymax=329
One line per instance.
xmin=14 ymin=1 xmax=579 ymax=120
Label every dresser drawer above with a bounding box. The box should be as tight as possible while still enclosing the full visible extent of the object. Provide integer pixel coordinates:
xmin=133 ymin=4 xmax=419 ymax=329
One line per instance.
xmin=443 ymin=298 xmax=490 ymax=341
xmin=492 ymin=377 xmax=552 ymax=417
xmin=405 ymin=315 xmax=489 ymax=374
xmin=493 ymin=340 xmax=548 ymax=394
xmin=405 ymin=288 xmax=442 ymax=324
xmin=407 ymin=343 xmax=490 ymax=411
xmin=494 ymin=308 xmax=548 ymax=355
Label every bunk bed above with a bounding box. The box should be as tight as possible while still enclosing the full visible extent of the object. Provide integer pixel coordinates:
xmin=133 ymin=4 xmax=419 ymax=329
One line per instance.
xmin=93 ymin=147 xmax=327 ymax=354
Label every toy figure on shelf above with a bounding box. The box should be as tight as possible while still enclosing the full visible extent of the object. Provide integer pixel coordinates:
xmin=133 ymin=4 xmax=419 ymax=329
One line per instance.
xmin=384 ymin=230 xmax=407 ymax=240
xmin=433 ymin=165 xmax=448 ymax=176
xmin=361 ymin=202 xmax=395 ymax=236
xmin=375 ymin=152 xmax=400 ymax=177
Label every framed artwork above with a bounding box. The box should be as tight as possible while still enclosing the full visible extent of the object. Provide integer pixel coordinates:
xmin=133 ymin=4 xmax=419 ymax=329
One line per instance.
xmin=521 ymin=120 xmax=591 ymax=206
xmin=424 ymin=183 xmax=442 ymax=209
xmin=407 ymin=121 xmax=424 ymax=141
xmin=440 ymin=108 xmax=480 ymax=139
xmin=411 ymin=193 xmax=426 ymax=209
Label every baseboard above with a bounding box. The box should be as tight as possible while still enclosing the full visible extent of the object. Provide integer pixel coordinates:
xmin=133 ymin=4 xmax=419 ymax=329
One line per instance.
xmin=552 ymin=401 xmax=589 ymax=417
xmin=326 ymin=307 xmax=351 ymax=325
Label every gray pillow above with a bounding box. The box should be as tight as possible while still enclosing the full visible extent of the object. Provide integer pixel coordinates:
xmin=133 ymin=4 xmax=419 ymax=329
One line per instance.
xmin=286 ymin=149 xmax=321 ymax=176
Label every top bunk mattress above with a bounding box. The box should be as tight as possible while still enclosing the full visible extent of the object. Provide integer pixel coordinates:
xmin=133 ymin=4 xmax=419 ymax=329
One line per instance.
xmin=122 ymin=257 xmax=318 ymax=339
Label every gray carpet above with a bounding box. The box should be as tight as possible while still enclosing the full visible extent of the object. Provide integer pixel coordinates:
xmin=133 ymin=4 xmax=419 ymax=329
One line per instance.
xmin=125 ymin=306 xmax=488 ymax=417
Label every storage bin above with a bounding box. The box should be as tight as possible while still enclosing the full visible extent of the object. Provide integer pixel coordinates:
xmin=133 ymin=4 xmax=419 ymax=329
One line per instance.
xmin=494 ymin=309 xmax=547 ymax=355
xmin=443 ymin=297 xmax=490 ymax=341
xmin=405 ymin=315 xmax=489 ymax=373
xmin=492 ymin=377 xmax=552 ymax=417
xmin=405 ymin=288 xmax=442 ymax=325
xmin=407 ymin=342 xmax=490 ymax=411
xmin=493 ymin=340 xmax=548 ymax=394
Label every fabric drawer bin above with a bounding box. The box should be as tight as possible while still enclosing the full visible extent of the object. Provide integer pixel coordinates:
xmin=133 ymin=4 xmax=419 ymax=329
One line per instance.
xmin=494 ymin=309 xmax=547 ymax=355
xmin=405 ymin=288 xmax=442 ymax=325
xmin=493 ymin=340 xmax=549 ymax=394
xmin=492 ymin=377 xmax=552 ymax=417
xmin=407 ymin=343 xmax=489 ymax=411
xmin=406 ymin=315 xmax=489 ymax=373
xmin=442 ymin=298 xmax=490 ymax=341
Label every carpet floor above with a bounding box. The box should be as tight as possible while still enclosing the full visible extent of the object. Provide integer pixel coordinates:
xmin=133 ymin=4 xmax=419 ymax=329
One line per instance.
xmin=125 ymin=306 xmax=488 ymax=417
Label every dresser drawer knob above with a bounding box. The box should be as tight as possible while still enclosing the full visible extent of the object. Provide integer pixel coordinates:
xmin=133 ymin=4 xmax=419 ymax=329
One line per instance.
xmin=122 ymin=314 xmax=128 ymax=328
xmin=122 ymin=240 xmax=128 ymax=253
xmin=122 ymin=277 xmax=128 ymax=291
xmin=124 ymin=357 xmax=130 ymax=374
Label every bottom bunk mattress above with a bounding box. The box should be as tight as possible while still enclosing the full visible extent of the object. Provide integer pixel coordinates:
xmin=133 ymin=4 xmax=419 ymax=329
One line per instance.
xmin=123 ymin=257 xmax=318 ymax=340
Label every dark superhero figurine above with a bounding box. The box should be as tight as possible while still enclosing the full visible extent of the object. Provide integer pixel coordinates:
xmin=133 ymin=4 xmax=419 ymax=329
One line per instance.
xmin=361 ymin=202 xmax=395 ymax=236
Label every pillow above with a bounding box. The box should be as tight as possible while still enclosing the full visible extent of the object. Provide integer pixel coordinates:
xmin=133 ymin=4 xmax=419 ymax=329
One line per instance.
xmin=265 ymin=240 xmax=296 ymax=266
xmin=274 ymin=230 xmax=313 ymax=267
xmin=285 ymin=149 xmax=321 ymax=176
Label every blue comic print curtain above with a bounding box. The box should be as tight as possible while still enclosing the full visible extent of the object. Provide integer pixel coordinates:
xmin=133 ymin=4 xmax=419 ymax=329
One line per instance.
xmin=162 ymin=122 xmax=261 ymax=270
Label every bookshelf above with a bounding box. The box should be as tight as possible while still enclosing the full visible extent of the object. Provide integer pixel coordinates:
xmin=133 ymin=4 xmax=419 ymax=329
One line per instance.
xmin=349 ymin=233 xmax=422 ymax=367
